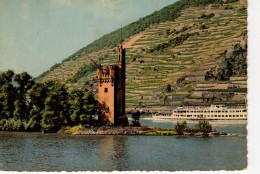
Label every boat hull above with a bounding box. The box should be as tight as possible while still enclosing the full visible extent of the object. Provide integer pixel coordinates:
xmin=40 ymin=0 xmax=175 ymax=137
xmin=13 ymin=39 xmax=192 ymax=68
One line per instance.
xmin=152 ymin=116 xmax=247 ymax=120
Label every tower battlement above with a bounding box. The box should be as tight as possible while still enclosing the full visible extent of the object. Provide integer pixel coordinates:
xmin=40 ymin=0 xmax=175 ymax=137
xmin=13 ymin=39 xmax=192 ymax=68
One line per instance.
xmin=97 ymin=65 xmax=116 ymax=80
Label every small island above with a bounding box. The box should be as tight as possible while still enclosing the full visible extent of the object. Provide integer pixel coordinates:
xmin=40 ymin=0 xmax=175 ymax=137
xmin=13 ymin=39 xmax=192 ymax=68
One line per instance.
xmin=60 ymin=118 xmax=227 ymax=137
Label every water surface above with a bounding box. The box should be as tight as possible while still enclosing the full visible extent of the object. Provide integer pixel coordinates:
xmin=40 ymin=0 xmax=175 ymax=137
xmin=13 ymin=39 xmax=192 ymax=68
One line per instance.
xmin=0 ymin=117 xmax=247 ymax=171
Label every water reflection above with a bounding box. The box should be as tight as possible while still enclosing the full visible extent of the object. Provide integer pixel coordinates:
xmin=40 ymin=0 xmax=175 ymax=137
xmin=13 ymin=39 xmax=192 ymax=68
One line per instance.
xmin=0 ymin=119 xmax=247 ymax=171
xmin=99 ymin=136 xmax=129 ymax=171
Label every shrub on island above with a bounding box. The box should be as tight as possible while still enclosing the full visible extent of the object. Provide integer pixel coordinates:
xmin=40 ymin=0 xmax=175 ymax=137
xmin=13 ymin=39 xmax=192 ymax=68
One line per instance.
xmin=174 ymin=121 xmax=188 ymax=135
xmin=194 ymin=121 xmax=213 ymax=134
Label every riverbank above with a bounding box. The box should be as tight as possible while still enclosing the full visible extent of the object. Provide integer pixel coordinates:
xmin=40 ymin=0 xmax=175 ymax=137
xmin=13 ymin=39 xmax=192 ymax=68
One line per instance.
xmin=126 ymin=108 xmax=172 ymax=115
xmin=59 ymin=125 xmax=227 ymax=136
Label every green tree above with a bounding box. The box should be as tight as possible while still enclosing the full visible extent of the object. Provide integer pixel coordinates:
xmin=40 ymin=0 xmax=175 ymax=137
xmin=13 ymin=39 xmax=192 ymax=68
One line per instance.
xmin=80 ymin=90 xmax=98 ymax=125
xmin=69 ymin=89 xmax=97 ymax=125
xmin=26 ymin=82 xmax=50 ymax=131
xmin=131 ymin=110 xmax=141 ymax=127
xmin=13 ymin=72 xmax=35 ymax=121
xmin=40 ymin=82 xmax=71 ymax=132
xmin=0 ymin=70 xmax=16 ymax=119
xmin=194 ymin=121 xmax=212 ymax=134
xmin=174 ymin=121 xmax=187 ymax=135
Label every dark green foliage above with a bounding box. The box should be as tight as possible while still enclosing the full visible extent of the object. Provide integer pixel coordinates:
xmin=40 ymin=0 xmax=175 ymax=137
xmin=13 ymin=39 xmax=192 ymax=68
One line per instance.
xmin=205 ymin=44 xmax=247 ymax=81
xmin=0 ymin=71 xmax=99 ymax=132
xmin=24 ymin=113 xmax=42 ymax=131
xmin=176 ymin=76 xmax=186 ymax=84
xmin=199 ymin=24 xmax=208 ymax=30
xmin=40 ymin=82 xmax=71 ymax=132
xmin=174 ymin=121 xmax=188 ymax=135
xmin=149 ymin=32 xmax=200 ymax=52
xmin=164 ymin=28 xmax=171 ymax=37
xmin=225 ymin=0 xmax=239 ymax=3
xmin=199 ymin=13 xmax=215 ymax=19
xmin=201 ymin=88 xmax=247 ymax=93
xmin=195 ymin=121 xmax=212 ymax=133
xmin=131 ymin=110 xmax=141 ymax=127
xmin=14 ymin=72 xmax=35 ymax=121
xmin=238 ymin=7 xmax=246 ymax=12
xmin=0 ymin=118 xmax=25 ymax=131
xmin=179 ymin=26 xmax=191 ymax=32
xmin=70 ymin=62 xmax=97 ymax=83
xmin=0 ymin=70 xmax=16 ymax=119
xmin=69 ymin=89 xmax=97 ymax=126
xmin=166 ymin=84 xmax=172 ymax=92
xmin=224 ymin=5 xmax=233 ymax=10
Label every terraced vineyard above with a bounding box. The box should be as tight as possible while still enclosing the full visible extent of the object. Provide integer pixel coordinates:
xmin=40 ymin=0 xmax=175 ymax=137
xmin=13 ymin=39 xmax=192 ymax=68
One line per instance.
xmin=37 ymin=0 xmax=247 ymax=112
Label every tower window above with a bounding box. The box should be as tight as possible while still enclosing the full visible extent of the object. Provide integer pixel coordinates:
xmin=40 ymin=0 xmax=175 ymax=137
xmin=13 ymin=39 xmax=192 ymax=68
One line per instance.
xmin=104 ymin=88 xmax=108 ymax=92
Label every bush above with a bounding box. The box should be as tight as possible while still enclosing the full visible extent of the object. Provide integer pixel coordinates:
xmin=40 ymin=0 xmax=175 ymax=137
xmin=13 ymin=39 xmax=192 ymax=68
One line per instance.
xmin=131 ymin=110 xmax=141 ymax=127
xmin=194 ymin=121 xmax=212 ymax=133
xmin=149 ymin=32 xmax=199 ymax=52
xmin=70 ymin=62 xmax=97 ymax=83
xmin=0 ymin=118 xmax=25 ymax=131
xmin=199 ymin=13 xmax=214 ymax=19
xmin=60 ymin=125 xmax=85 ymax=134
xmin=174 ymin=121 xmax=188 ymax=135
xmin=225 ymin=0 xmax=239 ymax=3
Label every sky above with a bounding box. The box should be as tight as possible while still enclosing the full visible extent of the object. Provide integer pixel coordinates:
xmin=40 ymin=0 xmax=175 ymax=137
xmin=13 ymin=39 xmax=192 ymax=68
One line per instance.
xmin=0 ymin=0 xmax=178 ymax=77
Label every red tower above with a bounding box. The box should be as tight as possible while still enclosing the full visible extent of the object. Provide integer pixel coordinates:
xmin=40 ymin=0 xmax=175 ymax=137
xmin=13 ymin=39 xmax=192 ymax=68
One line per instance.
xmin=97 ymin=45 xmax=128 ymax=126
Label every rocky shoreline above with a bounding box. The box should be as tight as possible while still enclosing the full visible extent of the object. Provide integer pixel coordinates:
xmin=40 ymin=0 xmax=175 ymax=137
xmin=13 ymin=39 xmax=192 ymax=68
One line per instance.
xmin=60 ymin=126 xmax=227 ymax=136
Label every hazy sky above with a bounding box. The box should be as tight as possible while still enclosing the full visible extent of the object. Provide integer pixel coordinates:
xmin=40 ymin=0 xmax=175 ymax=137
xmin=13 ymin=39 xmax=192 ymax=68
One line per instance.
xmin=0 ymin=0 xmax=178 ymax=77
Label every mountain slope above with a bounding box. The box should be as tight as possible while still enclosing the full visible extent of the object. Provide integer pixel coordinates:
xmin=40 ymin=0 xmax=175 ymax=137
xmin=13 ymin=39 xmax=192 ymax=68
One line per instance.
xmin=36 ymin=0 xmax=247 ymax=112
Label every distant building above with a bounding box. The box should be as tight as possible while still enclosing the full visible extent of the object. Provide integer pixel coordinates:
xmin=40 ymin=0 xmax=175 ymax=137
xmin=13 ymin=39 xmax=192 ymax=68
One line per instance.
xmin=97 ymin=44 xmax=128 ymax=126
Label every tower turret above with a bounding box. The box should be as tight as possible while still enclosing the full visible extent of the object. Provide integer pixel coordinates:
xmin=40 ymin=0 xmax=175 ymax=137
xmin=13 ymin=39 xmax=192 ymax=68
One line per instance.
xmin=97 ymin=44 xmax=128 ymax=126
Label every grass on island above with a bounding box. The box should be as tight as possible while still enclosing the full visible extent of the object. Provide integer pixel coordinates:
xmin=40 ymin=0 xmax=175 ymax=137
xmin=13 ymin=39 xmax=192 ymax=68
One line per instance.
xmin=59 ymin=120 xmax=225 ymax=136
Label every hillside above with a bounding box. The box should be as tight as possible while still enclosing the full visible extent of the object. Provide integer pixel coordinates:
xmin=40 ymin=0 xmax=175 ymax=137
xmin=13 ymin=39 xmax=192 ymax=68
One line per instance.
xmin=36 ymin=0 xmax=247 ymax=113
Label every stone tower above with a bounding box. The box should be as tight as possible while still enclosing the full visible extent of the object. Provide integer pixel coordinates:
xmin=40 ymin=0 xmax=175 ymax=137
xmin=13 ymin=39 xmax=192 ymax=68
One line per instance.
xmin=97 ymin=44 xmax=128 ymax=126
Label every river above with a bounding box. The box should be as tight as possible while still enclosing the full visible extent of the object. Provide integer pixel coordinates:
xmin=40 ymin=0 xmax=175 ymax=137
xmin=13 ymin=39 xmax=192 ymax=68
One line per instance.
xmin=0 ymin=116 xmax=247 ymax=171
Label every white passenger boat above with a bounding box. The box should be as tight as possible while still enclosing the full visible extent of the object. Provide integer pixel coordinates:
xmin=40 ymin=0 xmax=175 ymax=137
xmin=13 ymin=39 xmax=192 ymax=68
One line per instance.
xmin=152 ymin=105 xmax=247 ymax=120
